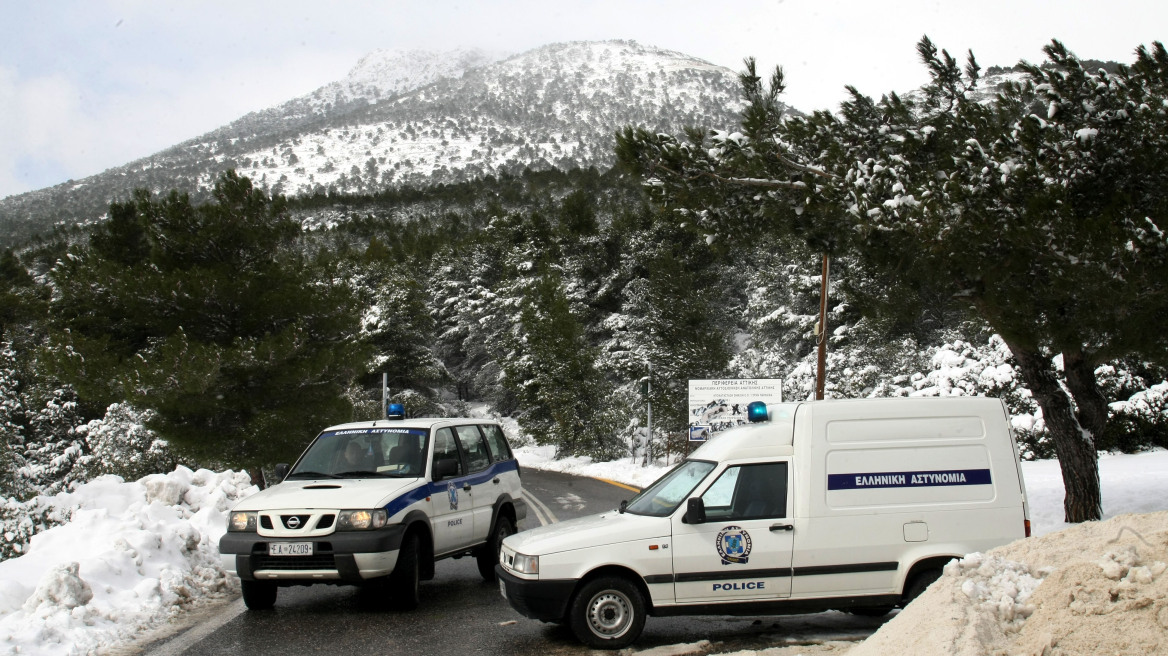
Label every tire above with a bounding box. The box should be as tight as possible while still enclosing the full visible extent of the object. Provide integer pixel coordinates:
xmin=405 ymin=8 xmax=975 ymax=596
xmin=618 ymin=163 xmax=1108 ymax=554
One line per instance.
xmin=476 ymin=515 xmax=515 ymax=582
xmin=241 ymin=580 xmax=277 ymax=610
xmin=388 ymin=533 xmax=421 ymax=610
xmin=567 ymin=576 xmax=646 ymax=649
xmin=901 ymin=567 xmax=942 ymax=607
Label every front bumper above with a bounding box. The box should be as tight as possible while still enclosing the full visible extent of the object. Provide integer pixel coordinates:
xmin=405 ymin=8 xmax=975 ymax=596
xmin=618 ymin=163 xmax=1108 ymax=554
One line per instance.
xmin=495 ymin=565 xmax=578 ymax=622
xmin=219 ymin=525 xmax=407 ymax=583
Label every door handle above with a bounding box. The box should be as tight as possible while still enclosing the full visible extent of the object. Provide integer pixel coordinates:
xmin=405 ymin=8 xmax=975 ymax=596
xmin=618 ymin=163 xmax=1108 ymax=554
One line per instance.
xmin=492 ymin=477 xmax=501 ymax=484
xmin=770 ymin=523 xmax=794 ymax=532
xmin=463 ymin=483 xmax=472 ymax=492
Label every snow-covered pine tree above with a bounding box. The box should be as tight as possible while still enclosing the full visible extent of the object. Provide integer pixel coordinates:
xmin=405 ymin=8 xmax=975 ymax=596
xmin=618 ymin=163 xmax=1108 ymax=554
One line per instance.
xmin=77 ymin=403 xmax=176 ymax=482
xmin=503 ymin=270 xmax=621 ymax=459
xmin=21 ymin=386 xmax=87 ymax=495
xmin=0 ymin=343 xmax=28 ymax=500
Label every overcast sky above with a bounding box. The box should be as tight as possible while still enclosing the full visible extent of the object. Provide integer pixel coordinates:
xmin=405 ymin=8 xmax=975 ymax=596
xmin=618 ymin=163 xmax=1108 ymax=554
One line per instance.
xmin=1 ymin=0 xmax=1164 ymax=200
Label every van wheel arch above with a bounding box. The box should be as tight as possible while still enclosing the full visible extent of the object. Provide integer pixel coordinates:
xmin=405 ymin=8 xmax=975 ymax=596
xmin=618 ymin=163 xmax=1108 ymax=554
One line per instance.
xmin=900 ymin=556 xmax=954 ymax=606
xmin=572 ymin=565 xmax=655 ymax=616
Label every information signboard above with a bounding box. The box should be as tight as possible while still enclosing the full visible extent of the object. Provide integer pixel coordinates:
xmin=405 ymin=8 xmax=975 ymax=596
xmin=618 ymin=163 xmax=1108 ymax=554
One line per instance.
xmin=687 ymin=379 xmax=783 ymax=438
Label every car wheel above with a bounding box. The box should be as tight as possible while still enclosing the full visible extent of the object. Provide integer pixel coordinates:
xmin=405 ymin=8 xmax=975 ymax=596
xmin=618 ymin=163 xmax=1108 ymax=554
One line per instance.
xmin=389 ymin=533 xmax=421 ymax=610
xmin=567 ymin=576 xmax=646 ymax=649
xmin=901 ymin=567 xmax=942 ymax=607
xmin=476 ymin=515 xmax=515 ymax=582
xmin=241 ymin=580 xmax=277 ymax=610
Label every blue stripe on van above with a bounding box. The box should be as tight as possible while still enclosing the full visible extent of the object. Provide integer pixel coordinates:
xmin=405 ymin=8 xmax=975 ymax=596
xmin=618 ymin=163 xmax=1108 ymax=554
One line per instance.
xmin=828 ymin=468 xmax=992 ymax=490
xmin=382 ymin=459 xmax=520 ymax=516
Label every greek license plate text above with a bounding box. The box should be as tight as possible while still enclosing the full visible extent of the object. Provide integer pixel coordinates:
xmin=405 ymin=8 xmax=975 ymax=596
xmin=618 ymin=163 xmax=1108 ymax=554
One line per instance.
xmin=270 ymin=542 xmax=312 ymax=556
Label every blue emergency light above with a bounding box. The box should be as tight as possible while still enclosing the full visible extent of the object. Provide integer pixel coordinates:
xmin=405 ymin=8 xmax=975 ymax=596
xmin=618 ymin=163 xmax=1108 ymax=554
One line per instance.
xmin=387 ymin=403 xmax=405 ymax=420
xmin=747 ymin=401 xmax=769 ymax=423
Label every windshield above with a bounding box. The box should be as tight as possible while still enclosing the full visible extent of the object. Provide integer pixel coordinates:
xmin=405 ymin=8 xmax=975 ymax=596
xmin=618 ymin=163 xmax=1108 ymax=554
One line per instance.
xmin=287 ymin=427 xmax=429 ymax=479
xmin=624 ymin=460 xmax=716 ymax=517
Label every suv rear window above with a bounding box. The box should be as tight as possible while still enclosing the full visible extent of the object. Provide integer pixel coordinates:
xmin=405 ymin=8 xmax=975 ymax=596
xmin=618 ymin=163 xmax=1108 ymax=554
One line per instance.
xmin=456 ymin=425 xmax=491 ymax=473
xmin=481 ymin=424 xmax=512 ymax=461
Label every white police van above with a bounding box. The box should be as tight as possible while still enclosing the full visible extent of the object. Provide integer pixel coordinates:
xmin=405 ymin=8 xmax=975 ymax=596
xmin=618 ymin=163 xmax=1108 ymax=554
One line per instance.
xmin=496 ymin=397 xmax=1030 ymax=648
xmin=219 ymin=405 xmax=525 ymax=610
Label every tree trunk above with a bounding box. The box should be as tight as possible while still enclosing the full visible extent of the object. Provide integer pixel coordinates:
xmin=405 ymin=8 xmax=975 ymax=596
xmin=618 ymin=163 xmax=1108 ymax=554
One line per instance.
xmin=1001 ymin=338 xmax=1102 ymax=522
xmin=1062 ymin=349 xmax=1109 ymax=449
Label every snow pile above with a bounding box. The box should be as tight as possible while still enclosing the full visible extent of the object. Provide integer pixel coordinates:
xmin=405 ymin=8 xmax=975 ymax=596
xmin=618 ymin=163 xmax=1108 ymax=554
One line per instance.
xmin=848 ymin=512 xmax=1168 ymax=656
xmin=949 ymin=552 xmax=1043 ymax=628
xmin=0 ymin=467 xmax=255 ymax=656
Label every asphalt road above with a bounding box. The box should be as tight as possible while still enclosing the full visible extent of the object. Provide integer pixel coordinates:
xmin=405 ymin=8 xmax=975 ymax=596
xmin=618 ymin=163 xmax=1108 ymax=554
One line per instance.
xmin=139 ymin=469 xmax=891 ymax=656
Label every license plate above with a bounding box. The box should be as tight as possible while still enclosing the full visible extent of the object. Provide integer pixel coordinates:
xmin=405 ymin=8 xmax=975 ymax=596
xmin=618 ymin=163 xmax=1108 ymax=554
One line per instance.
xmin=269 ymin=542 xmax=313 ymax=556
xmin=498 ymin=579 xmax=507 ymax=600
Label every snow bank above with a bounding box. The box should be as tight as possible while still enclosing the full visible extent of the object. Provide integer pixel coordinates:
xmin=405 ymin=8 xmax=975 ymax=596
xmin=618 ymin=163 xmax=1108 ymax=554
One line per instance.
xmin=514 ymin=443 xmax=675 ymax=490
xmin=0 ymin=467 xmax=256 ymax=655
xmin=848 ymin=511 xmax=1168 ymax=656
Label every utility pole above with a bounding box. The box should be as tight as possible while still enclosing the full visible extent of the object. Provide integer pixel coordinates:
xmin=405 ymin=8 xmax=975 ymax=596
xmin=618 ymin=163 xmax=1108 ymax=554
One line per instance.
xmin=644 ymin=362 xmax=652 ymax=467
xmin=815 ymin=255 xmax=830 ymax=400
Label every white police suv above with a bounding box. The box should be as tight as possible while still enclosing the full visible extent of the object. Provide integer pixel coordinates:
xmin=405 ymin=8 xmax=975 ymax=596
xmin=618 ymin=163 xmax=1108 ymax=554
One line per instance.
xmin=219 ymin=407 xmax=525 ymax=610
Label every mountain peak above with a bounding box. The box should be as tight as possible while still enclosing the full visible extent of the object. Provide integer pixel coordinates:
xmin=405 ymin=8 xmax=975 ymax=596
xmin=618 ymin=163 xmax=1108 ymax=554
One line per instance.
xmin=337 ymin=47 xmax=507 ymax=102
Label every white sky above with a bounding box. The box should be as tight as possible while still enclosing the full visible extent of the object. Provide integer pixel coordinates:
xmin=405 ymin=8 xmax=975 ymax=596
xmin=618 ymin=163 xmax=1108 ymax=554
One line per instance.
xmin=1 ymin=0 xmax=1164 ymax=200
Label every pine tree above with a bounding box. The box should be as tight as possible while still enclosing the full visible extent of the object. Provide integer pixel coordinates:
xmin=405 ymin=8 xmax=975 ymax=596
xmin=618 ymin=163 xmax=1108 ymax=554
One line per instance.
xmin=47 ymin=171 xmax=369 ymax=476
xmin=0 ymin=343 xmax=28 ymax=499
xmin=617 ymin=39 xmax=1168 ymax=522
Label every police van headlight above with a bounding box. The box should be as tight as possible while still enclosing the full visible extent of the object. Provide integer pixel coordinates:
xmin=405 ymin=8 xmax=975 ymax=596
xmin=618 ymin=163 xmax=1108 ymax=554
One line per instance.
xmin=338 ymin=509 xmax=388 ymax=530
xmin=511 ymin=552 xmax=539 ymax=575
xmin=228 ymin=511 xmax=257 ymax=532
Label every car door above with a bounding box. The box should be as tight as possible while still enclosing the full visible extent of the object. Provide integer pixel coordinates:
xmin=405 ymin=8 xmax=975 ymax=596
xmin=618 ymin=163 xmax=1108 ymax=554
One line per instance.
xmin=671 ymin=461 xmax=794 ymax=603
xmin=453 ymin=424 xmax=495 ymax=543
xmin=429 ymin=427 xmax=475 ymax=554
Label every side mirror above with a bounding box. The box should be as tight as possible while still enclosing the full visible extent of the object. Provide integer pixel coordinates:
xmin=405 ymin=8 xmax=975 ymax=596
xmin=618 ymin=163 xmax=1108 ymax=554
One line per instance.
xmin=274 ymin=463 xmax=289 ymax=483
xmin=433 ymin=458 xmax=459 ymax=481
xmin=619 ymin=500 xmax=628 ymax=514
xmin=684 ymin=498 xmax=706 ymax=524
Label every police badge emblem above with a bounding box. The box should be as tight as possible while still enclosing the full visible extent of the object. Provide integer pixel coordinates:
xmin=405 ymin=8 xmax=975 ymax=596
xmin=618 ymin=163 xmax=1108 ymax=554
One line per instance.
xmin=716 ymin=525 xmax=752 ymax=565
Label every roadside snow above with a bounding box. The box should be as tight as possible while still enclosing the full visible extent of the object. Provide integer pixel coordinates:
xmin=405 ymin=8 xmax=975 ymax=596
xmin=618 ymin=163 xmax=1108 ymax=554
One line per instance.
xmin=0 ymin=468 xmax=254 ymax=656
xmin=0 ymin=447 xmax=1165 ymax=655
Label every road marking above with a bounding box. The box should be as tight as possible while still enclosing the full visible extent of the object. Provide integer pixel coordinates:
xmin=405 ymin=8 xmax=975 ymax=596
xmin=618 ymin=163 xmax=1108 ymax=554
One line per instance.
xmin=554 ymin=492 xmax=586 ymax=511
xmin=522 ymin=489 xmax=559 ymax=526
xmin=141 ymin=598 xmax=245 ymax=655
xmin=594 ymin=477 xmax=641 ymax=493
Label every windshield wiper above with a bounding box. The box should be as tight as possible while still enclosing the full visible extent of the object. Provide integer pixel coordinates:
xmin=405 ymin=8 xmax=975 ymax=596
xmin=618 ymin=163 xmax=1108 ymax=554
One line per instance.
xmin=333 ymin=470 xmax=390 ymax=478
xmin=285 ymin=471 xmax=340 ymax=479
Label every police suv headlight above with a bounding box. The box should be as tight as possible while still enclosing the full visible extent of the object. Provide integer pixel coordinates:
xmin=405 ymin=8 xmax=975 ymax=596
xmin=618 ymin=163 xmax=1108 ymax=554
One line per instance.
xmin=228 ymin=511 xmax=257 ymax=532
xmin=337 ymin=509 xmax=388 ymax=530
xmin=511 ymin=552 xmax=539 ymax=575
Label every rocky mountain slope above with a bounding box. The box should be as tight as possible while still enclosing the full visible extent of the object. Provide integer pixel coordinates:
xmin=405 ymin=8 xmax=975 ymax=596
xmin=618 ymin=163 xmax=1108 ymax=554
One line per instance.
xmin=0 ymin=40 xmax=746 ymax=246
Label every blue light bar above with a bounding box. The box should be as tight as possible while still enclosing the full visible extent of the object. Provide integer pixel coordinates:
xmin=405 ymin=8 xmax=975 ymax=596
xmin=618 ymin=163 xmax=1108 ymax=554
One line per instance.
xmin=746 ymin=401 xmax=769 ymax=423
xmin=387 ymin=403 xmax=405 ymax=420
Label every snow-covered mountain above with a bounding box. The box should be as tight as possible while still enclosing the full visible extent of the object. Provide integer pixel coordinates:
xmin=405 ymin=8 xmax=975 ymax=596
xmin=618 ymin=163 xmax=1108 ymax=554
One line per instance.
xmin=0 ymin=40 xmax=747 ymax=245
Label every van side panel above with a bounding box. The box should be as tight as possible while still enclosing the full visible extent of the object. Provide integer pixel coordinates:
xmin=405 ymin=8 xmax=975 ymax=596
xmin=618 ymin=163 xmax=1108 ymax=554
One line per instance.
xmin=790 ymin=398 xmax=1027 ymax=600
